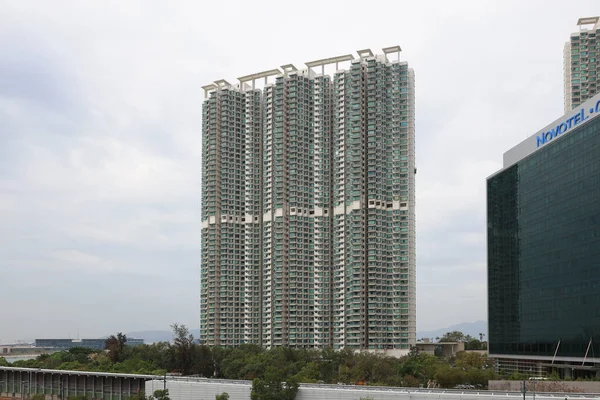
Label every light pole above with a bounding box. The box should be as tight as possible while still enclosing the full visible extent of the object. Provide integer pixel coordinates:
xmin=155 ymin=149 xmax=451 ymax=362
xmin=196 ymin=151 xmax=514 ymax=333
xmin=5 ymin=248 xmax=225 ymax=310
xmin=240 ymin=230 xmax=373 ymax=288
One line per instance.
xmin=528 ymin=368 xmax=537 ymax=400
xmin=20 ymin=382 xmax=29 ymax=399
xmin=530 ymin=378 xmax=537 ymax=400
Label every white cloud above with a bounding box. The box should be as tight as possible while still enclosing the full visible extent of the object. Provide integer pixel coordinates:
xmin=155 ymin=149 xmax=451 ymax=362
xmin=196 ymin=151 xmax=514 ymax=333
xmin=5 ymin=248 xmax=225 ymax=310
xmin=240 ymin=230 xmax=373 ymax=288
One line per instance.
xmin=1 ymin=0 xmax=598 ymax=342
xmin=52 ymin=249 xmax=104 ymax=268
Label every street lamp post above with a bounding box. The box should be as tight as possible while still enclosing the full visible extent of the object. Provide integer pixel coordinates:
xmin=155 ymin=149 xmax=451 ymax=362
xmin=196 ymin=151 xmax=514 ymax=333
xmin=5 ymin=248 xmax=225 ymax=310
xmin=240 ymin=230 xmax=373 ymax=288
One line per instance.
xmin=20 ymin=382 xmax=29 ymax=399
xmin=527 ymin=368 xmax=537 ymax=400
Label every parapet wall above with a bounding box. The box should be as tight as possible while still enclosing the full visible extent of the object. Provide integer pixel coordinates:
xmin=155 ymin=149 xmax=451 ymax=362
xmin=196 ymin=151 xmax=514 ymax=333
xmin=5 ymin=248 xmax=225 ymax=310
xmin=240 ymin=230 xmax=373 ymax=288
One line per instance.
xmin=489 ymin=380 xmax=600 ymax=393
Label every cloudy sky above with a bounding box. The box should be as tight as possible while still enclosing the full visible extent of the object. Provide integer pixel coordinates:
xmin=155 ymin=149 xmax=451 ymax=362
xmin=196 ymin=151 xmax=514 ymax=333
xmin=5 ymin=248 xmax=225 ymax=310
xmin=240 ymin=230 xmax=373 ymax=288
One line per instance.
xmin=1 ymin=0 xmax=598 ymax=343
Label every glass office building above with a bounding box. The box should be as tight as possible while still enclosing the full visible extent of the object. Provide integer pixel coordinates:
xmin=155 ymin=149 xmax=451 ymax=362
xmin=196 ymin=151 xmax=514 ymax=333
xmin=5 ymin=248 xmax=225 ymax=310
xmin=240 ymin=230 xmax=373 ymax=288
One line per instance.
xmin=487 ymin=92 xmax=600 ymax=378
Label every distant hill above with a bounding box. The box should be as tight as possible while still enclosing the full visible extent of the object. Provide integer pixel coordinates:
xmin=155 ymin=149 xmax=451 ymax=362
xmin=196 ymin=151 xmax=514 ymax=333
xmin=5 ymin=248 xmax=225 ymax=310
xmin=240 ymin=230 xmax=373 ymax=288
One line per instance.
xmin=417 ymin=321 xmax=487 ymax=341
xmin=126 ymin=329 xmax=201 ymax=344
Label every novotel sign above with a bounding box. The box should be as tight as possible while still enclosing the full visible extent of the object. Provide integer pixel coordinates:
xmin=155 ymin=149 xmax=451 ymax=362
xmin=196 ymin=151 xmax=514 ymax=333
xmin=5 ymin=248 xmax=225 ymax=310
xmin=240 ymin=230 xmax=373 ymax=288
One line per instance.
xmin=501 ymin=93 xmax=600 ymax=170
xmin=536 ymin=99 xmax=600 ymax=148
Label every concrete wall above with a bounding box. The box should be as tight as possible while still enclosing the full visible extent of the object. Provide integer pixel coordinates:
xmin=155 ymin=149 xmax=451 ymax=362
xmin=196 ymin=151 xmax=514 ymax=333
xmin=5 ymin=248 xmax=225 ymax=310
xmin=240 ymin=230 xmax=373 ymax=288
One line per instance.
xmin=149 ymin=380 xmax=600 ymax=400
xmin=416 ymin=343 xmax=465 ymax=358
xmin=359 ymin=349 xmax=410 ymax=358
xmin=489 ymin=380 xmax=600 ymax=393
xmin=146 ymin=379 xmax=251 ymax=400
xmin=0 ymin=347 xmax=54 ymax=356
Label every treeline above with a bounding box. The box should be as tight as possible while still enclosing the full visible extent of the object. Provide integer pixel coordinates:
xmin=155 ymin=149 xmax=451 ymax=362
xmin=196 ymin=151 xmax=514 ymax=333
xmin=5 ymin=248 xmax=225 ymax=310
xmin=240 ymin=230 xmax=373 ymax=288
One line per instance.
xmin=428 ymin=331 xmax=488 ymax=351
xmin=3 ymin=326 xmax=497 ymax=389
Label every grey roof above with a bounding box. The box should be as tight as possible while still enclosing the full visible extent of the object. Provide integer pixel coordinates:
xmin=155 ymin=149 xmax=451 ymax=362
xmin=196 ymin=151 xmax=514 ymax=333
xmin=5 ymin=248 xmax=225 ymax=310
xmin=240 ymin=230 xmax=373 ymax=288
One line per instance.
xmin=0 ymin=366 xmax=156 ymax=379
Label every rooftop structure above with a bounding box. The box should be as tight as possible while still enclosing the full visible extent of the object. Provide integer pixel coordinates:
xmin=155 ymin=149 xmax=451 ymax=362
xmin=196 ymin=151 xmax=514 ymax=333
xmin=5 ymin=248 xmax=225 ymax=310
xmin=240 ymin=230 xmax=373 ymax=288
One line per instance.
xmin=34 ymin=338 xmax=144 ymax=350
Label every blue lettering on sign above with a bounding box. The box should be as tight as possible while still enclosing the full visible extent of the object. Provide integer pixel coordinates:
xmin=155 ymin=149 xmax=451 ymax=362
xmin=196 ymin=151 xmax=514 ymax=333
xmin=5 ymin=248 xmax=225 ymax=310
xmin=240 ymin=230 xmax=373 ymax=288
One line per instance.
xmin=536 ymin=107 xmax=591 ymax=148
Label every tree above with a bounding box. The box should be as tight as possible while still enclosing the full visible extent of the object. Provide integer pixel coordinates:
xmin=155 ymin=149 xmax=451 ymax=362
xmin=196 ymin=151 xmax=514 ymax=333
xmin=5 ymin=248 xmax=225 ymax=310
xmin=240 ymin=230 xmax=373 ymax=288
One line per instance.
xmin=190 ymin=344 xmax=215 ymax=377
xmin=464 ymin=338 xmax=484 ymax=350
xmin=292 ymin=361 xmax=320 ymax=383
xmin=399 ymin=352 xmax=440 ymax=384
xmin=0 ymin=357 xmax=9 ymax=367
xmin=126 ymin=392 xmax=149 ymax=400
xmin=152 ymin=390 xmax=170 ymax=400
xmin=435 ymin=365 xmax=464 ymax=388
xmin=455 ymin=351 xmax=487 ymax=370
xmin=402 ymin=375 xmax=420 ymax=387
xmin=170 ymin=323 xmax=195 ymax=375
xmin=216 ymin=393 xmax=230 ymax=400
xmin=439 ymin=331 xmax=466 ymax=343
xmin=105 ymin=333 xmax=127 ymax=363
xmin=251 ymin=368 xmax=299 ymax=400
xmin=407 ymin=345 xmax=419 ymax=357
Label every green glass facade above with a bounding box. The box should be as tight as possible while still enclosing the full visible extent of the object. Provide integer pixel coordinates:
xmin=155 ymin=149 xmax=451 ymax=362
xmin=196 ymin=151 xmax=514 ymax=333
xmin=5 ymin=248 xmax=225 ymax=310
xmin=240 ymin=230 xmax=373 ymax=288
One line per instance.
xmin=487 ymin=115 xmax=600 ymax=359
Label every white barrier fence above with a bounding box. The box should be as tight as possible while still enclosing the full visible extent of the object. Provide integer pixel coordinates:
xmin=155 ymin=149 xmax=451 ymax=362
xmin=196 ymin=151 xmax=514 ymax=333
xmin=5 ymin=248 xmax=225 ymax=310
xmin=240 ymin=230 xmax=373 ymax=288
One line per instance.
xmin=146 ymin=379 xmax=600 ymax=400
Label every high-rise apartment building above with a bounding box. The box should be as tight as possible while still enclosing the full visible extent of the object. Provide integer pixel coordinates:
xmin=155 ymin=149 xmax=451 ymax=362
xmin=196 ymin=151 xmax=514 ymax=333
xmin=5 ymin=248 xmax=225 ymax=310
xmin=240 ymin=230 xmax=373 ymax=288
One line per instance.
xmin=564 ymin=17 xmax=600 ymax=112
xmin=201 ymin=47 xmax=416 ymax=351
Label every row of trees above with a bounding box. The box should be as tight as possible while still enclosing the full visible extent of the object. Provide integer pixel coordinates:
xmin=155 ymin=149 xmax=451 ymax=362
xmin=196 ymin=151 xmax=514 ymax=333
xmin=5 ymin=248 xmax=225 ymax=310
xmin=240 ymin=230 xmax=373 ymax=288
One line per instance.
xmin=2 ymin=326 xmax=496 ymax=390
xmin=423 ymin=331 xmax=488 ymax=350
